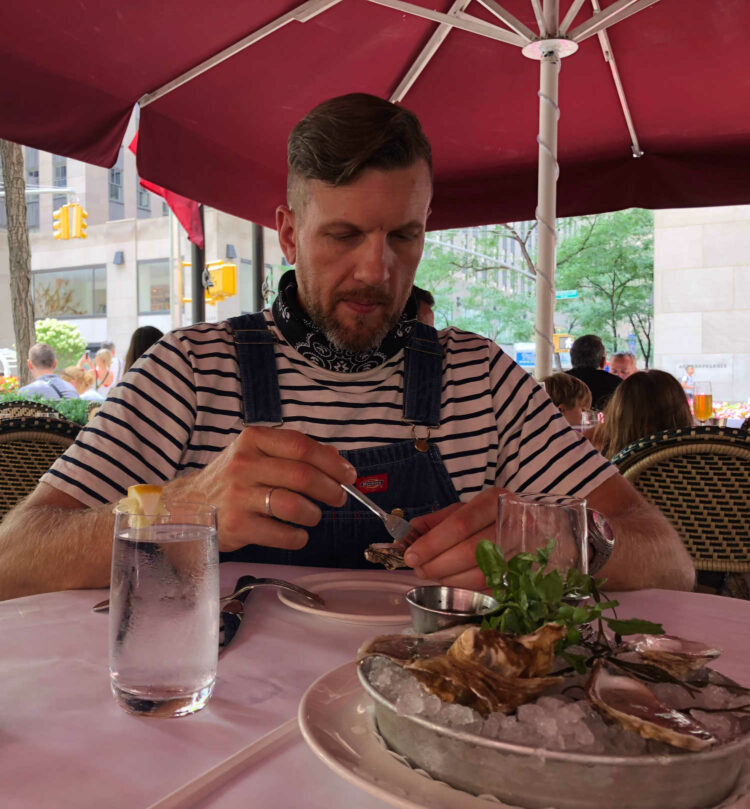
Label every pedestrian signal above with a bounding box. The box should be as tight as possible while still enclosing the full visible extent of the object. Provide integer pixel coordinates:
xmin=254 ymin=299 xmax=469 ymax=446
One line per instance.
xmin=204 ymin=261 xmax=237 ymax=304
xmin=53 ymin=205 xmax=70 ymax=240
xmin=69 ymin=203 xmax=88 ymax=239
xmin=553 ymin=334 xmax=574 ymax=353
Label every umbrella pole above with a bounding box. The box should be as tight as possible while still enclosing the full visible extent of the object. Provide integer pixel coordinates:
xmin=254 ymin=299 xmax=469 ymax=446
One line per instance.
xmin=533 ymin=45 xmax=561 ymax=381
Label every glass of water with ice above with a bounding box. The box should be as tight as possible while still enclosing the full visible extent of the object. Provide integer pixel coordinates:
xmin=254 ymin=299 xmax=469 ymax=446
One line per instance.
xmin=109 ymin=502 xmax=219 ymax=717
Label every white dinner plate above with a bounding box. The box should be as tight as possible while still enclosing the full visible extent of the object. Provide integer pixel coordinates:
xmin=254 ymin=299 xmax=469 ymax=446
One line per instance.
xmin=298 ymin=660 xmax=509 ymax=809
xmin=278 ymin=571 xmax=424 ymax=624
xmin=298 ymin=662 xmax=750 ymax=809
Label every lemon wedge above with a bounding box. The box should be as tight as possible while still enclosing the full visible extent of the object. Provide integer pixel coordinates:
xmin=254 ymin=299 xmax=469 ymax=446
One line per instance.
xmin=115 ymin=484 xmax=167 ymax=528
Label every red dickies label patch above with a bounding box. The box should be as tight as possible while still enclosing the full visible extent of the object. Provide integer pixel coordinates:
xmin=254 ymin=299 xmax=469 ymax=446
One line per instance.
xmin=355 ymin=474 xmax=388 ymax=493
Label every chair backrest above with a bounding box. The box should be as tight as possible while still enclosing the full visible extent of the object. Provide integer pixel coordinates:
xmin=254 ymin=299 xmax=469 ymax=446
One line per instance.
xmin=0 ymin=416 xmax=80 ymax=519
xmin=86 ymin=400 xmax=103 ymax=423
xmin=0 ymin=400 xmax=62 ymax=419
xmin=612 ymin=426 xmax=750 ymax=573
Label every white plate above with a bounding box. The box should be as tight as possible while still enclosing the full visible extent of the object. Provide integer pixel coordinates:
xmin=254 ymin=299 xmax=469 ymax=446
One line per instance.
xmin=298 ymin=662 xmax=750 ymax=809
xmin=298 ymin=661 xmax=508 ymax=809
xmin=278 ymin=571 xmax=423 ymax=624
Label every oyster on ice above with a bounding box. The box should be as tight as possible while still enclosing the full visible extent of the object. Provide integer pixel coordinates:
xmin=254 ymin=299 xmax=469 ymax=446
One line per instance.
xmin=623 ymin=633 xmax=721 ymax=678
xmin=357 ymin=624 xmax=467 ymax=664
xmin=586 ymin=660 xmax=717 ymax=751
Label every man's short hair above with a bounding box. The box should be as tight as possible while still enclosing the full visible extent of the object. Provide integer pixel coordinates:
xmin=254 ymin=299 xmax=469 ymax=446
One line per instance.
xmin=611 ymin=351 xmax=635 ymax=362
xmin=542 ymin=373 xmax=592 ymax=411
xmin=287 ymin=93 xmax=432 ymax=210
xmin=28 ymin=343 xmax=56 ymax=370
xmin=412 ymin=285 xmax=435 ymax=307
xmin=101 ymin=340 xmax=115 ymax=352
xmin=570 ymin=334 xmax=606 ymax=369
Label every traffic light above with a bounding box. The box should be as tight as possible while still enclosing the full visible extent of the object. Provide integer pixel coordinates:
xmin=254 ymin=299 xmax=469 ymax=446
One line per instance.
xmin=69 ymin=203 xmax=88 ymax=239
xmin=204 ymin=261 xmax=237 ymax=304
xmin=53 ymin=204 xmax=70 ymax=240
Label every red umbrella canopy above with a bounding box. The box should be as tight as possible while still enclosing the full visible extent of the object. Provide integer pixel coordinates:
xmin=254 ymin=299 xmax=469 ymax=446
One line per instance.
xmin=2 ymin=0 xmax=749 ymax=229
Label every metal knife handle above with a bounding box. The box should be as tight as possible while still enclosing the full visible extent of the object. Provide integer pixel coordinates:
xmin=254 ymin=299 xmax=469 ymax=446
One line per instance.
xmin=341 ymin=483 xmax=389 ymax=521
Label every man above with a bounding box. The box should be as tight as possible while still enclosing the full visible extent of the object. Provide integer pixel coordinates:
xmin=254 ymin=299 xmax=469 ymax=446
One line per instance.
xmin=0 ymin=94 xmax=694 ymax=599
xmin=18 ymin=343 xmax=78 ymax=400
xmin=566 ymin=334 xmax=621 ymax=410
xmin=608 ymin=351 xmax=637 ymax=380
xmin=101 ymin=339 xmax=124 ymax=386
xmin=413 ymin=285 xmax=435 ymax=326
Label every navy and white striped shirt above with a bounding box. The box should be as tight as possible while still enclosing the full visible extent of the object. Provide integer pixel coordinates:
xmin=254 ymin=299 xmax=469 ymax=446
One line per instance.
xmin=43 ymin=312 xmax=615 ymax=507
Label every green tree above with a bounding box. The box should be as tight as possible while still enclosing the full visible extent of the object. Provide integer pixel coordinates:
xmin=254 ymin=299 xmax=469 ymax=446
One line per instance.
xmin=556 ymin=209 xmax=654 ymax=365
xmin=35 ymin=319 xmax=87 ymax=370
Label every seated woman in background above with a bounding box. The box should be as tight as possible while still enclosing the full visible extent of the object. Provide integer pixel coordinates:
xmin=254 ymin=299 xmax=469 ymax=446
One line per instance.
xmin=541 ymin=372 xmax=592 ymax=428
xmin=124 ymin=326 xmax=164 ymax=372
xmin=61 ymin=367 xmax=105 ymax=402
xmin=590 ymin=369 xmax=693 ymax=459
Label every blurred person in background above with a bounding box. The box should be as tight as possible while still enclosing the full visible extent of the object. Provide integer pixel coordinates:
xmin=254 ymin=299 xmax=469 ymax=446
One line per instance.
xmin=101 ymin=340 xmax=124 ymax=386
xmin=61 ymin=367 xmax=105 ymax=402
xmin=18 ymin=343 xmax=78 ymax=400
xmin=566 ymin=334 xmax=621 ymax=410
xmin=609 ymin=351 xmax=638 ymax=380
xmin=78 ymin=348 xmax=115 ymax=396
xmin=124 ymin=326 xmax=164 ymax=372
xmin=541 ymin=373 xmax=592 ymax=428
xmin=590 ymin=369 xmax=693 ymax=459
xmin=412 ymin=285 xmax=435 ymax=327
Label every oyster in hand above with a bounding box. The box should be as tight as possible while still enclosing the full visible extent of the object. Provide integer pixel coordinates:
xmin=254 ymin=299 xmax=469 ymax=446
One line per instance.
xmin=365 ymin=541 xmax=408 ymax=570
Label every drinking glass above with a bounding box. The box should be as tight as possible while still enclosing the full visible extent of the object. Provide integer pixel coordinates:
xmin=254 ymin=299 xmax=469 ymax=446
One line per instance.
xmin=497 ymin=492 xmax=588 ymax=577
xmin=693 ymin=381 xmax=713 ymax=424
xmin=109 ymin=502 xmax=219 ymax=717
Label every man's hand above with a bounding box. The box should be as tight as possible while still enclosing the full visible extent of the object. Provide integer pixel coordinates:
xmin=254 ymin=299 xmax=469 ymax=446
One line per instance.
xmin=403 ymin=474 xmax=696 ymax=592
xmin=169 ymin=426 xmax=357 ymax=552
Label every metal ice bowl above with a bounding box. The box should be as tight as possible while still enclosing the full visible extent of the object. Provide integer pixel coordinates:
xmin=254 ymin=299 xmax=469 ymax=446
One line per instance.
xmin=405 ymin=585 xmax=499 ymax=633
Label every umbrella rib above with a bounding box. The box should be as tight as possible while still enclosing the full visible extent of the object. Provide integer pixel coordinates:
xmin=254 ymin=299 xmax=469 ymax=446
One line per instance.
xmin=475 ymin=0 xmax=537 ymax=41
xmin=568 ymin=0 xmax=661 ymax=43
xmin=592 ymin=2 xmax=643 ymax=157
xmin=558 ymin=0 xmax=587 ymax=34
xmin=139 ymin=0 xmax=343 ymax=108
xmin=366 ymin=0 xmax=527 ymax=47
xmin=391 ymin=0 xmax=472 ymax=103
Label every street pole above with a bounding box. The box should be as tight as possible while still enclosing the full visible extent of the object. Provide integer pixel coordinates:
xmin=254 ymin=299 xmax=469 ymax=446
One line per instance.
xmin=191 ymin=204 xmax=205 ymax=324
xmin=252 ymin=223 xmax=264 ymax=311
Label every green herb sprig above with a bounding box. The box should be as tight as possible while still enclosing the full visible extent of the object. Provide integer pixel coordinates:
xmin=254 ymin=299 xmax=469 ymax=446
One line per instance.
xmin=476 ymin=539 xmax=663 ymax=672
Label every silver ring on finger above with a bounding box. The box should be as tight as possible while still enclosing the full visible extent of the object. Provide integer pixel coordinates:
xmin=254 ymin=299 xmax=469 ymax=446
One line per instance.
xmin=265 ymin=486 xmax=279 ymax=518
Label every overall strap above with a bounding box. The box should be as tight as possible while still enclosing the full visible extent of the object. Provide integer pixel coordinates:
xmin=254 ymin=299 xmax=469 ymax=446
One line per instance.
xmin=227 ymin=313 xmax=283 ymax=425
xmin=402 ymin=322 xmax=443 ymax=428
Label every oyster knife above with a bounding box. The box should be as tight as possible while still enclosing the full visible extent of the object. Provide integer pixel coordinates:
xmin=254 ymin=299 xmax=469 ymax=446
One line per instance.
xmin=341 ymin=483 xmax=421 ymax=547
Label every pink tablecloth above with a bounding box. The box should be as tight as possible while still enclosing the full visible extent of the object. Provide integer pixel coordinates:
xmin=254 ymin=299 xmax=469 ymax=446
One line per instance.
xmin=0 ymin=563 xmax=748 ymax=809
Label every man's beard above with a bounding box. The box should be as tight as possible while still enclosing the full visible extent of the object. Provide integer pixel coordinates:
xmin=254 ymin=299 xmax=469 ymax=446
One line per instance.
xmin=306 ymin=292 xmax=403 ymax=352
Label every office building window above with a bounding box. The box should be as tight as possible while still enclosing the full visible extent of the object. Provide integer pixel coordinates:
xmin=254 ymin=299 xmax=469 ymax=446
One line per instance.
xmin=52 ymin=155 xmax=67 ymax=211
xmin=162 ymin=200 xmax=169 ymax=217
xmin=138 ymin=259 xmax=170 ymax=313
xmin=109 ymin=167 xmax=123 ymax=202
xmin=137 ymin=186 xmax=151 ymax=211
xmin=33 ymin=266 xmax=107 ymax=318
xmin=26 ymin=148 xmax=40 ymax=230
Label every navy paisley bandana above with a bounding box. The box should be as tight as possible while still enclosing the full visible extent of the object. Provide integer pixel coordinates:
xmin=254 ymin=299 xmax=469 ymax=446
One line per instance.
xmin=271 ymin=270 xmax=417 ymax=373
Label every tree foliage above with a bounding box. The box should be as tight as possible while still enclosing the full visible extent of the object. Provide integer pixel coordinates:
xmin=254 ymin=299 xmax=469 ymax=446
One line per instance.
xmin=415 ymin=211 xmax=654 ymax=365
xmin=35 ymin=318 xmax=87 ymax=370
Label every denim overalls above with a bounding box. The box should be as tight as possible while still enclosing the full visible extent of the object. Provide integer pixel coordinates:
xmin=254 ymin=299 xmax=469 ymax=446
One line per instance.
xmin=219 ymin=313 xmax=460 ymax=568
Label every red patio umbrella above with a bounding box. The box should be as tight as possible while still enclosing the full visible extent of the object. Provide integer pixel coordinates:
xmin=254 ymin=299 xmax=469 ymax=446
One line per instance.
xmin=2 ymin=0 xmax=749 ymax=373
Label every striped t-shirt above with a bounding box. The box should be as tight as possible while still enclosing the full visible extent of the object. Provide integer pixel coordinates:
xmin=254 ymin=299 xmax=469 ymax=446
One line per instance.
xmin=43 ymin=312 xmax=615 ymax=507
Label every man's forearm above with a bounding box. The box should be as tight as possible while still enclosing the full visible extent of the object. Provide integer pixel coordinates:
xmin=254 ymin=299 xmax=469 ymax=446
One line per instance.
xmin=600 ymin=502 xmax=696 ymax=592
xmin=0 ymin=500 xmax=115 ymax=600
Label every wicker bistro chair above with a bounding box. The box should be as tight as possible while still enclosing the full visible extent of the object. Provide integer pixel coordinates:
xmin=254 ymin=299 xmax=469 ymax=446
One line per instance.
xmin=0 ymin=400 xmax=62 ymax=419
xmin=612 ymin=426 xmax=750 ymax=597
xmin=0 ymin=416 xmax=80 ymax=520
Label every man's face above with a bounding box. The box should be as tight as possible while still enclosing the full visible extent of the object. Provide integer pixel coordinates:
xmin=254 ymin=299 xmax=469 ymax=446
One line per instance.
xmin=276 ymin=161 xmax=432 ymax=352
xmin=609 ymin=355 xmax=637 ymax=379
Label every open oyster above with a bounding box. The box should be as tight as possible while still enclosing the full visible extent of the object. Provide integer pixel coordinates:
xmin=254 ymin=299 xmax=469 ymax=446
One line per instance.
xmin=623 ymin=634 xmax=721 ymax=678
xmin=357 ymin=624 xmax=466 ymax=664
xmin=586 ymin=660 xmax=717 ymax=751
xmin=364 ymin=541 xmax=407 ymax=570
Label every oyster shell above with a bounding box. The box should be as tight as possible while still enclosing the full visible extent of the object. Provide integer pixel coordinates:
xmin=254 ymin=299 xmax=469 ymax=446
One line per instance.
xmin=364 ymin=541 xmax=407 ymax=570
xmin=448 ymin=623 xmax=566 ymax=678
xmin=586 ymin=660 xmax=717 ymax=751
xmin=357 ymin=624 xmax=467 ymax=664
xmin=625 ymin=634 xmax=721 ymax=678
xmin=406 ymin=655 xmax=562 ymax=717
